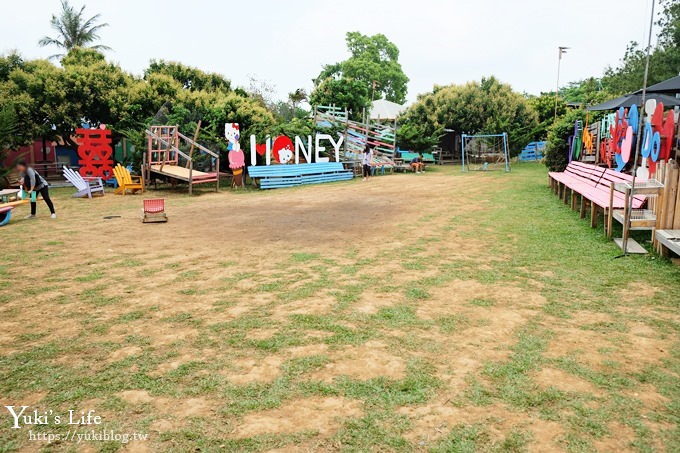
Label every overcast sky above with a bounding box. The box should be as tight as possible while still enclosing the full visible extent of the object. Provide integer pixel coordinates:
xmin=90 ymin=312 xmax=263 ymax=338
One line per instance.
xmin=1 ymin=0 xmax=657 ymax=104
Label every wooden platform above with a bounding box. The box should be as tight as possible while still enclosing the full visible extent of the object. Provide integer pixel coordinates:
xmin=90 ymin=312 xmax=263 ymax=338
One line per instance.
xmin=612 ymin=209 xmax=657 ymax=230
xmin=149 ymin=165 xmax=218 ymax=183
xmin=0 ymin=199 xmax=30 ymax=208
xmin=656 ymin=230 xmax=680 ymax=257
xmin=614 ymin=238 xmax=648 ymax=254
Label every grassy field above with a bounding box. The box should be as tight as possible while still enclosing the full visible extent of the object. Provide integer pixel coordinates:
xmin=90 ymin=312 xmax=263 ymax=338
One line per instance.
xmin=1 ymin=162 xmax=679 ymax=452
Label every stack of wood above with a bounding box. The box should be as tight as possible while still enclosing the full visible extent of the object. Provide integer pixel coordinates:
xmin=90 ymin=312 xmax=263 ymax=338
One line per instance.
xmin=654 ymin=159 xmax=680 ymax=255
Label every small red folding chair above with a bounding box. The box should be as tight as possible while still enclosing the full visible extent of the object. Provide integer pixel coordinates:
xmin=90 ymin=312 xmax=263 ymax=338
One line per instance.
xmin=142 ymin=199 xmax=168 ymax=223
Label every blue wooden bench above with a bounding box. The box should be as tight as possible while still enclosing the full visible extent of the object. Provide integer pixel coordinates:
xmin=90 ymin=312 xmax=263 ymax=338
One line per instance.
xmin=519 ymin=142 xmax=546 ymax=161
xmin=422 ymin=153 xmax=436 ymax=163
xmin=247 ymin=162 xmax=354 ymax=189
xmin=399 ymin=151 xmax=436 ymax=164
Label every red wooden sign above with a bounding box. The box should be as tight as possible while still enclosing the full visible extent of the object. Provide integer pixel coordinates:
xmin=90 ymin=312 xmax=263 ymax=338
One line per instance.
xmin=76 ymin=127 xmax=113 ymax=179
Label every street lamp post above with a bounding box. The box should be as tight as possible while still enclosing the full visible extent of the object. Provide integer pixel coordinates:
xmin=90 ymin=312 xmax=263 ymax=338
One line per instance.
xmin=554 ymin=46 xmax=570 ymax=123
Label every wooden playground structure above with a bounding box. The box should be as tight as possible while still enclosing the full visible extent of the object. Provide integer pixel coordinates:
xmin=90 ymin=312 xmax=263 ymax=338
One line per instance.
xmin=314 ymin=105 xmax=398 ymax=164
xmin=144 ymin=126 xmax=220 ymax=195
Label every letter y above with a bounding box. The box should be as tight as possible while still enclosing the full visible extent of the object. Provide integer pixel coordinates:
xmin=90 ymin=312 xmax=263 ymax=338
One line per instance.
xmin=5 ymin=406 xmax=28 ymax=429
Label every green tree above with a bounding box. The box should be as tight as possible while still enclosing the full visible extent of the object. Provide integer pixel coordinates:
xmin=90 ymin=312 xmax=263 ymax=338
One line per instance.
xmin=559 ymin=78 xmax=612 ymax=106
xmin=39 ymin=0 xmax=110 ymax=59
xmin=527 ymin=92 xmax=566 ymax=141
xmin=145 ymin=60 xmax=231 ymax=93
xmin=398 ymin=77 xmax=538 ymax=154
xmin=1 ymin=56 xmax=66 ymax=142
xmin=544 ymin=109 xmax=588 ymax=172
xmin=0 ymin=49 xmax=277 ymax=171
xmin=309 ymin=77 xmax=369 ymax=120
xmin=311 ymin=32 xmax=409 ymax=115
xmin=288 ymin=88 xmax=308 ymax=110
xmin=600 ymin=0 xmax=680 ymax=95
xmin=0 ymin=103 xmax=19 ymax=187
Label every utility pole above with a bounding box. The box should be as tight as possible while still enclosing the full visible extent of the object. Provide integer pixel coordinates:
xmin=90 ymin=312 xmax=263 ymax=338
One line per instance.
xmin=554 ymin=46 xmax=570 ymax=123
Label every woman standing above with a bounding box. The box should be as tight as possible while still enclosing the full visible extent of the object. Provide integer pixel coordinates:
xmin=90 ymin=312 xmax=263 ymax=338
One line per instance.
xmin=16 ymin=160 xmax=56 ymax=219
xmin=362 ymin=145 xmax=373 ymax=181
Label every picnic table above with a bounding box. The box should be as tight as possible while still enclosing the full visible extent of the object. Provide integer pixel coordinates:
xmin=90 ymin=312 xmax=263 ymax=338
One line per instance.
xmin=0 ymin=189 xmax=20 ymax=204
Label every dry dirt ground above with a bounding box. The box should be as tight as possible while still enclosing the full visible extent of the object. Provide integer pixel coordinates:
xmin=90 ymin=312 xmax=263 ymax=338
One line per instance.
xmin=1 ymin=164 xmax=679 ymax=452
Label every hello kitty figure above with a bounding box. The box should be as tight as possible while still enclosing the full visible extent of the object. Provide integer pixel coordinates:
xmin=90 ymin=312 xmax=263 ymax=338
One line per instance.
xmin=225 ymin=122 xmax=245 ymax=187
xmin=272 ymin=136 xmax=294 ymax=164
xmin=278 ymin=147 xmax=294 ymax=164
xmin=225 ymin=123 xmax=241 ymax=152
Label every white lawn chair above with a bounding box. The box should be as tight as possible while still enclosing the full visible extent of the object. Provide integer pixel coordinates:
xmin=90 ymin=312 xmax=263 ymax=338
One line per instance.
xmin=62 ymin=166 xmax=105 ymax=198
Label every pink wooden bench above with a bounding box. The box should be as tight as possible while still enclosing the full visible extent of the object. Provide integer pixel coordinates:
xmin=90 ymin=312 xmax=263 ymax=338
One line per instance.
xmin=549 ymin=161 xmax=646 ymax=229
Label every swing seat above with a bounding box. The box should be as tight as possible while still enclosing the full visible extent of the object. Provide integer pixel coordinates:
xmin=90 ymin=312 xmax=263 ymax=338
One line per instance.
xmin=0 ymin=206 xmax=14 ymax=226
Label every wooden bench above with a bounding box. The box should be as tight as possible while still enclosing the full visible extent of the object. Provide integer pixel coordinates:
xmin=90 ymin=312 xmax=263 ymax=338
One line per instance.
xmin=399 ymin=152 xmax=436 ymax=164
xmin=656 ymin=230 xmax=680 ymax=257
xmin=519 ymin=142 xmax=546 ymax=161
xmin=548 ymin=161 xmax=646 ymax=229
xmin=247 ymin=162 xmax=353 ymax=189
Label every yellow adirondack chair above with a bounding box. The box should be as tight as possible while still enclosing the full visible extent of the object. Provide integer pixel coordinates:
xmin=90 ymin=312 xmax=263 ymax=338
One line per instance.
xmin=113 ymin=164 xmax=144 ymax=195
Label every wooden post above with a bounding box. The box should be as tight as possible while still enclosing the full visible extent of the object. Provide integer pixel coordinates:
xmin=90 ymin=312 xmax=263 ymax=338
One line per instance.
xmin=591 ymin=203 xmax=598 ymax=228
xmin=185 ymin=120 xmax=202 ymax=168
xmin=673 ymin=168 xmax=680 ymax=229
xmin=143 ymin=148 xmax=148 ymax=188
xmin=622 ymin=188 xmax=631 ymax=247
xmin=393 ymin=117 xmax=398 ymax=157
xmin=657 ymin=160 xmax=678 ymax=252
xmin=188 ymin=159 xmax=193 ymax=196
xmin=344 ymin=108 xmax=349 ymax=161
xmin=216 ymin=155 xmax=220 ymax=192
xmin=607 ymin=182 xmax=615 ymax=238
xmin=654 ymin=184 xmax=665 ymax=250
xmin=580 ymin=196 xmax=587 ymax=219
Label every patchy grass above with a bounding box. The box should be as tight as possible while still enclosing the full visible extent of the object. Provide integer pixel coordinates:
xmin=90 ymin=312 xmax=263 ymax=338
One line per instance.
xmin=0 ymin=164 xmax=678 ymax=451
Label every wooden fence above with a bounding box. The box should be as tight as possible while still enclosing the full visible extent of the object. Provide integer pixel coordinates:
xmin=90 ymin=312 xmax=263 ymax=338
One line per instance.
xmin=654 ymin=159 xmax=680 ymax=253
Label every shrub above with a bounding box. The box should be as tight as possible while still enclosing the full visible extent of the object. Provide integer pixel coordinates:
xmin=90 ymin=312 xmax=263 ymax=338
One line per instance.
xmin=545 ymin=109 xmax=588 ymax=172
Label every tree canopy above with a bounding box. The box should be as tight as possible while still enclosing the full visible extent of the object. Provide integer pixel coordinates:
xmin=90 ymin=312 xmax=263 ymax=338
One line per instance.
xmin=311 ymin=32 xmax=409 ymax=118
xmin=567 ymin=0 xmax=680 ymax=99
xmin=0 ymin=48 xmax=276 ymax=168
xmin=398 ymin=77 xmax=538 ymax=154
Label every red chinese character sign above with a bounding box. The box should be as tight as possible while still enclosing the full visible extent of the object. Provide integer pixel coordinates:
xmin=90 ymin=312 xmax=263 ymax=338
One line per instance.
xmin=76 ymin=125 xmax=113 ymax=179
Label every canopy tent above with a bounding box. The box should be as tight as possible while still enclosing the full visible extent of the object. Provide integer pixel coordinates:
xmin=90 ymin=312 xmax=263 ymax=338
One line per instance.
xmin=369 ymin=99 xmax=405 ymax=120
xmin=635 ymin=75 xmax=680 ymax=95
xmin=586 ymin=93 xmax=680 ymax=111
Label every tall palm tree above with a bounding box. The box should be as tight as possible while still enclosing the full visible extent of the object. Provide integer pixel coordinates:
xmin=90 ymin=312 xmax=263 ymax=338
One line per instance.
xmin=288 ymin=88 xmax=308 ymax=110
xmin=39 ymin=0 xmax=110 ymax=59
